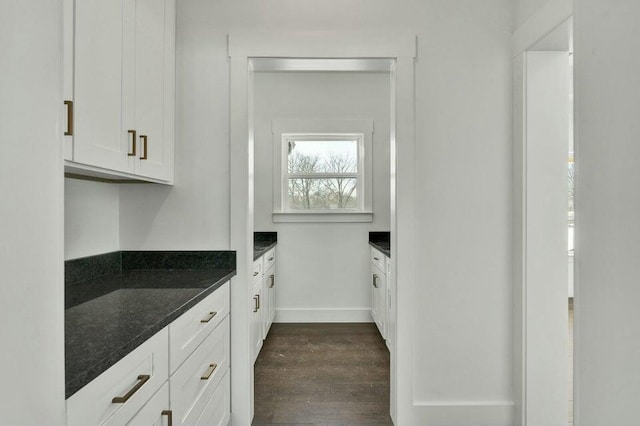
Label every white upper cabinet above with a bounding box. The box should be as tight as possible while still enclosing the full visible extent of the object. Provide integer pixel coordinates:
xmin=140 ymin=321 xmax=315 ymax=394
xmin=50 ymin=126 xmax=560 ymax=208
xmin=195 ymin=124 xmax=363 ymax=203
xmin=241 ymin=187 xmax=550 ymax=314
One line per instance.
xmin=73 ymin=0 xmax=130 ymax=173
xmin=130 ymin=0 xmax=175 ymax=181
xmin=63 ymin=0 xmax=74 ymax=161
xmin=66 ymin=0 xmax=175 ymax=183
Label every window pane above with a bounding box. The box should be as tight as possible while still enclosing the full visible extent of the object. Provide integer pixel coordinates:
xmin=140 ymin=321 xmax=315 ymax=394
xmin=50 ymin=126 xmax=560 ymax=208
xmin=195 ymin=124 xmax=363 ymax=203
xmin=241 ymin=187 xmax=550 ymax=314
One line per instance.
xmin=288 ymin=140 xmax=357 ymax=174
xmin=288 ymin=178 xmax=358 ymax=209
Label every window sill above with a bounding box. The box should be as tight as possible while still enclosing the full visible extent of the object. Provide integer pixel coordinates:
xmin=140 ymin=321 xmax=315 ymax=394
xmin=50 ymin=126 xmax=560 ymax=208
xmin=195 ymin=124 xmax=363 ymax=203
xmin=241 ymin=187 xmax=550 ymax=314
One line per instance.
xmin=272 ymin=211 xmax=373 ymax=223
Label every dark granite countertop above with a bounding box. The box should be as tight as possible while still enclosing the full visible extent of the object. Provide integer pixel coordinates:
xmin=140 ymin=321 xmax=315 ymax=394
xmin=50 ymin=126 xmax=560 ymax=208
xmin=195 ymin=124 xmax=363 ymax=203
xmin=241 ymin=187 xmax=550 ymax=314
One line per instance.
xmin=369 ymin=231 xmax=391 ymax=258
xmin=65 ymin=251 xmax=235 ymax=399
xmin=254 ymin=231 xmax=277 ymax=260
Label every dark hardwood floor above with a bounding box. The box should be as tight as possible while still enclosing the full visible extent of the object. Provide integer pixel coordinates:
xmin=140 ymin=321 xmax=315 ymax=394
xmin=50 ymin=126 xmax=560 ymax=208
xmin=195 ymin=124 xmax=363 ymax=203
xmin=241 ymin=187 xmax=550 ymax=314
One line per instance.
xmin=253 ymin=323 xmax=392 ymax=425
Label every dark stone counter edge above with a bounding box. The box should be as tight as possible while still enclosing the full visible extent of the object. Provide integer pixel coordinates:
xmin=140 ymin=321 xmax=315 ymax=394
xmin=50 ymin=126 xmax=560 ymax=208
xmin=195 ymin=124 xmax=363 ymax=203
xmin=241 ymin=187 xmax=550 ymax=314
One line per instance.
xmin=369 ymin=241 xmax=391 ymax=258
xmin=65 ymin=269 xmax=236 ymax=399
xmin=254 ymin=241 xmax=277 ymax=261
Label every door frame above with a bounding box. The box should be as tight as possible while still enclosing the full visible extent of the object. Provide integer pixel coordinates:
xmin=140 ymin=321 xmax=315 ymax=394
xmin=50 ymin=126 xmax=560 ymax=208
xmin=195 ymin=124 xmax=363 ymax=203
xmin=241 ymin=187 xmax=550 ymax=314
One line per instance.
xmin=512 ymin=2 xmax=573 ymax=424
xmin=228 ymin=32 xmax=416 ymax=425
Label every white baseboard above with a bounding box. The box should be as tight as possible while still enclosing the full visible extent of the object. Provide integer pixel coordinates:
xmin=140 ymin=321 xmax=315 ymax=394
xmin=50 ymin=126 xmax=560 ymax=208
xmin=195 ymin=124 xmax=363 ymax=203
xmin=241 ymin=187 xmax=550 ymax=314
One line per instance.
xmin=412 ymin=401 xmax=514 ymax=426
xmin=275 ymin=308 xmax=373 ymax=323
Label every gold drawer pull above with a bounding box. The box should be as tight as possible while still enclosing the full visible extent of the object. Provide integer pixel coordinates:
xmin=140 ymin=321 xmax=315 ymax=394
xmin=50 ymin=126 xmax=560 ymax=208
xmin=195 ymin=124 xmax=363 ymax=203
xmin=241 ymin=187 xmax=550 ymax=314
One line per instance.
xmin=64 ymin=100 xmax=73 ymax=136
xmin=139 ymin=135 xmax=148 ymax=160
xmin=201 ymin=363 xmax=218 ymax=380
xmin=253 ymin=296 xmax=258 ymax=312
xmin=200 ymin=311 xmax=217 ymax=323
xmin=112 ymin=374 xmax=150 ymax=403
xmin=269 ymin=274 xmax=275 ymax=288
xmin=268 ymin=256 xmax=274 ymax=261
xmin=372 ymin=274 xmax=378 ymax=288
xmin=127 ymin=130 xmax=137 ymax=156
xmin=374 ymin=256 xmax=380 ymax=261
xmin=161 ymin=410 xmax=173 ymax=426
xmin=253 ymin=271 xmax=259 ymax=277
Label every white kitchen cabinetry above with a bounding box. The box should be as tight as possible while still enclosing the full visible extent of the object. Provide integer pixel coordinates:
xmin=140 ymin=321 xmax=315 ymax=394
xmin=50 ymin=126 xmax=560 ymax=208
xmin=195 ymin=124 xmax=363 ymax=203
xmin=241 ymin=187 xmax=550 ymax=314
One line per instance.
xmin=370 ymin=247 xmax=388 ymax=341
xmin=67 ymin=281 xmax=230 ymax=426
xmin=251 ymin=279 xmax=264 ymax=362
xmin=66 ymin=328 xmax=169 ymax=426
xmin=170 ymin=315 xmax=230 ymax=425
xmin=251 ymin=246 xmax=277 ymax=363
xmin=169 ymin=283 xmax=229 ymax=374
xmin=385 ymin=257 xmax=394 ymax=351
xmin=263 ymin=248 xmax=276 ymax=337
xmin=127 ymin=382 xmax=170 ymax=426
xmin=64 ymin=0 xmax=175 ymax=183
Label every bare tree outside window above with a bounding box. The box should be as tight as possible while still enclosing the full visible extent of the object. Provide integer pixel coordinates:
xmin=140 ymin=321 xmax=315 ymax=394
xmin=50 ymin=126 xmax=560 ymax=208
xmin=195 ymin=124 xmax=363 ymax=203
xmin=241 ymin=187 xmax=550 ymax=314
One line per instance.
xmin=286 ymin=139 xmax=360 ymax=210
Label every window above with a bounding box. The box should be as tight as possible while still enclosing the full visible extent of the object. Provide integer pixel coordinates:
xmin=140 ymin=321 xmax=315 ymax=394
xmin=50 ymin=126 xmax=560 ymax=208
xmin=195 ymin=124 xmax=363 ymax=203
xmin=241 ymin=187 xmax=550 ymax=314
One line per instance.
xmin=272 ymin=119 xmax=373 ymax=222
xmin=285 ymin=135 xmax=362 ymax=210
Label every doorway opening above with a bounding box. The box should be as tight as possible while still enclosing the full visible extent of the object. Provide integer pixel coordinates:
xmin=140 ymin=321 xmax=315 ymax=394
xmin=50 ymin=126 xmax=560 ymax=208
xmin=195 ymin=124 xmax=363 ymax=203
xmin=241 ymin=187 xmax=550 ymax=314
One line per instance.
xmin=249 ymin=62 xmax=393 ymax=424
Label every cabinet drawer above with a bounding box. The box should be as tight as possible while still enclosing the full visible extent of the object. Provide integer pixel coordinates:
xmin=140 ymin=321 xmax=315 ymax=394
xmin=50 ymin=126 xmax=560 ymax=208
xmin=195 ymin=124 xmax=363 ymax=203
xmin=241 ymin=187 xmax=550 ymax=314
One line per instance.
xmin=252 ymin=258 xmax=263 ymax=283
xmin=194 ymin=370 xmax=230 ymax=426
xmin=66 ymin=328 xmax=169 ymax=426
xmin=262 ymin=247 xmax=276 ymax=272
xmin=126 ymin=382 xmax=170 ymax=426
xmin=170 ymin=315 xmax=230 ymax=425
xmin=371 ymin=247 xmax=386 ymax=273
xmin=169 ymin=282 xmax=229 ymax=374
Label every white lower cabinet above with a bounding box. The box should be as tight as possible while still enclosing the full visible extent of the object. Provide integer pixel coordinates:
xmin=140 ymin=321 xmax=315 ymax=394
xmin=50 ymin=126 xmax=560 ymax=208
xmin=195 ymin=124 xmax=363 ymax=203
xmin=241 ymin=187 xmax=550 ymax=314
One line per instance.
xmin=170 ymin=315 xmax=230 ymax=425
xmin=67 ymin=328 xmax=169 ymax=426
xmin=251 ymin=279 xmax=264 ymax=363
xmin=264 ymin=265 xmax=276 ymax=336
xmin=193 ymin=371 xmax=231 ymax=426
xmin=370 ymin=247 xmax=388 ymax=341
xmin=66 ymin=282 xmax=231 ymax=426
xmin=169 ymin=283 xmax=230 ymax=374
xmin=127 ymin=382 xmax=170 ymax=426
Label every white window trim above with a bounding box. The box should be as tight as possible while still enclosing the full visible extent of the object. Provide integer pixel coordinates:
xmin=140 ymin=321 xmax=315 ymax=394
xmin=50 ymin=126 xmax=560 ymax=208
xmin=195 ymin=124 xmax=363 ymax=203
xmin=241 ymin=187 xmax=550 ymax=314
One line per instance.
xmin=272 ymin=118 xmax=374 ymax=223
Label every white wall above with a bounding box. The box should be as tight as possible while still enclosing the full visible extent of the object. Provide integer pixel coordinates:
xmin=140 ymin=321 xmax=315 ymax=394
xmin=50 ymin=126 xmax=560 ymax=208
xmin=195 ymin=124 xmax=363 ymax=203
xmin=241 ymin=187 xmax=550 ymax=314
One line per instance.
xmin=253 ymin=71 xmax=389 ymax=321
xmin=574 ymin=0 xmax=640 ymax=424
xmin=0 ymin=1 xmax=66 ymax=424
xmin=515 ymin=0 xmax=554 ymax=28
xmin=65 ymin=179 xmax=119 ymax=259
xmin=117 ymin=0 xmax=515 ymax=422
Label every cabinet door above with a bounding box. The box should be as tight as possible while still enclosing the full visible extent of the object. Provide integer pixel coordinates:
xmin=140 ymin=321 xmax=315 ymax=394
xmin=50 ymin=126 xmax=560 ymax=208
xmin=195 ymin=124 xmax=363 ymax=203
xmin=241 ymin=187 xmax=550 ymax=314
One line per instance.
xmin=63 ymin=0 xmax=74 ymax=160
xmin=265 ymin=267 xmax=276 ymax=334
xmin=194 ymin=371 xmax=231 ymax=426
xmin=74 ymin=0 xmax=132 ymax=173
xmin=133 ymin=0 xmax=175 ymax=181
xmin=251 ymin=280 xmax=264 ymax=362
xmin=372 ymin=264 xmax=386 ymax=339
xmin=127 ymin=382 xmax=170 ymax=426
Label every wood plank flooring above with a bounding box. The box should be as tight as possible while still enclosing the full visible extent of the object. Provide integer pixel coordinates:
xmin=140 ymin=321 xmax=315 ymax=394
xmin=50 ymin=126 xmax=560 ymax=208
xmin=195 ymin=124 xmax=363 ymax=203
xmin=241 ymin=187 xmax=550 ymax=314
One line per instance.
xmin=253 ymin=323 xmax=392 ymax=425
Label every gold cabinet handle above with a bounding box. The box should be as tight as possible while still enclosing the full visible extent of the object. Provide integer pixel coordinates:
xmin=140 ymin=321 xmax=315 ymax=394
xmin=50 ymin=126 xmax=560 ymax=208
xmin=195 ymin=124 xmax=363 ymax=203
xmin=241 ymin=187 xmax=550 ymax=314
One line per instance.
xmin=256 ymin=294 xmax=260 ymax=310
xmin=269 ymin=274 xmax=275 ymax=288
xmin=139 ymin=135 xmax=148 ymax=160
xmin=127 ymin=130 xmax=137 ymax=156
xmin=112 ymin=374 xmax=150 ymax=403
xmin=372 ymin=274 xmax=378 ymax=288
xmin=253 ymin=296 xmax=258 ymax=312
xmin=200 ymin=311 xmax=217 ymax=323
xmin=374 ymin=257 xmax=380 ymax=261
xmin=201 ymin=363 xmax=218 ymax=380
xmin=64 ymin=100 xmax=73 ymax=136
xmin=253 ymin=271 xmax=259 ymax=277
xmin=161 ymin=410 xmax=173 ymax=426
xmin=268 ymin=257 xmax=274 ymax=261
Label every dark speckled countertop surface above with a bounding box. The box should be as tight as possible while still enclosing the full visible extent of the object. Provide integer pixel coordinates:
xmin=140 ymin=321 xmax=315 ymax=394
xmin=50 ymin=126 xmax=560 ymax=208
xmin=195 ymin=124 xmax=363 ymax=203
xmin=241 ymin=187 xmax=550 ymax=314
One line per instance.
xmin=65 ymin=251 xmax=235 ymax=399
xmin=369 ymin=231 xmax=391 ymax=258
xmin=254 ymin=231 xmax=277 ymax=260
